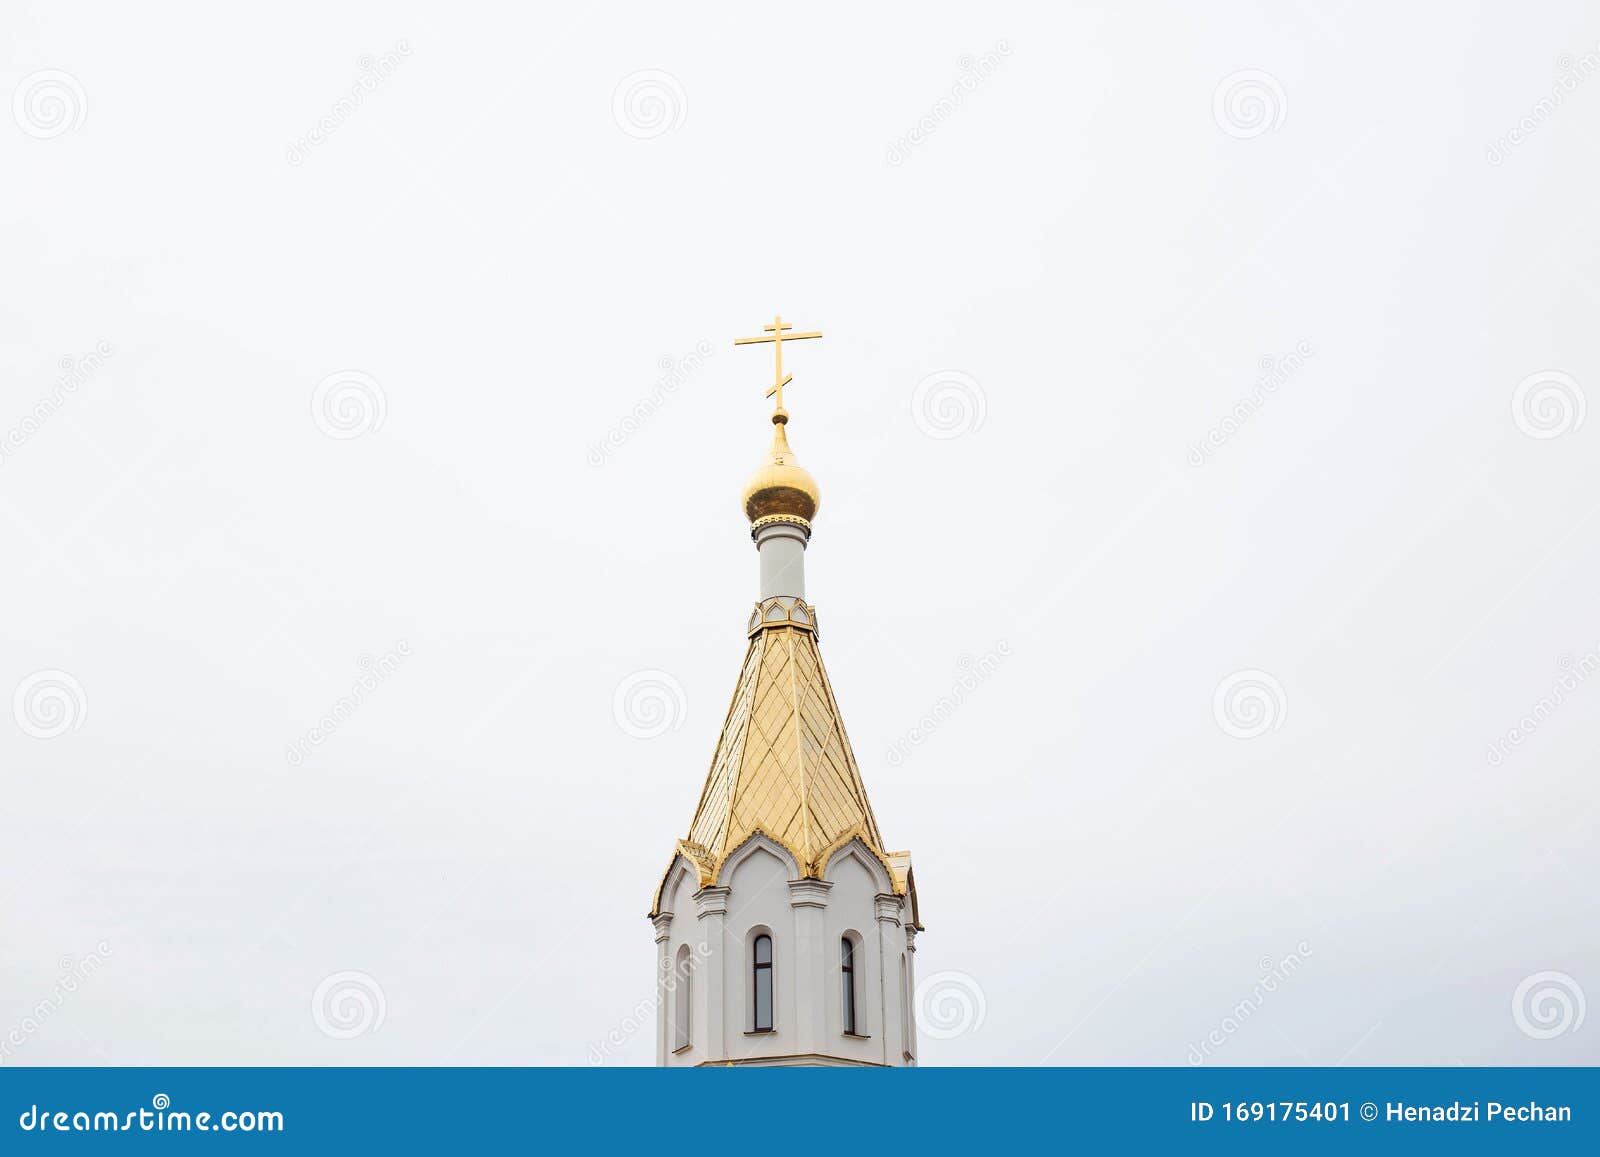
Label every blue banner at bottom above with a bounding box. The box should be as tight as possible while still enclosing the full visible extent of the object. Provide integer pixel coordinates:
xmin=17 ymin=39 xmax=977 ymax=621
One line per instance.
xmin=1 ymin=1067 xmax=1595 ymax=1153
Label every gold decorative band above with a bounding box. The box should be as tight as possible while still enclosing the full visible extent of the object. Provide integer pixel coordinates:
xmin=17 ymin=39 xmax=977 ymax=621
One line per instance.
xmin=750 ymin=513 xmax=811 ymax=540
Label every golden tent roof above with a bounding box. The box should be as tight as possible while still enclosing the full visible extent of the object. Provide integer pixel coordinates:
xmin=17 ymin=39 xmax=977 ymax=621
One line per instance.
xmin=650 ymin=604 xmax=916 ymax=919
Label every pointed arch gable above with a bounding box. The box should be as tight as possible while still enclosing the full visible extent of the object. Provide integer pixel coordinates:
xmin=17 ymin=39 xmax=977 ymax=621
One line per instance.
xmin=712 ymin=828 xmax=802 ymax=887
xmin=903 ymin=864 xmax=922 ymax=930
xmin=649 ymin=842 xmax=715 ymax=917
xmin=650 ymin=856 xmax=694 ymax=918
xmin=816 ymin=831 xmax=894 ymax=893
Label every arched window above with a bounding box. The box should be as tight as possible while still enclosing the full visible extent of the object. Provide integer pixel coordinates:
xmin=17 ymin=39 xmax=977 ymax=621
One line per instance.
xmin=840 ymin=935 xmax=858 ymax=1035
xmin=752 ymin=933 xmax=774 ymax=1031
xmin=672 ymin=944 xmax=692 ymax=1051
xmin=900 ymin=954 xmax=912 ymax=1059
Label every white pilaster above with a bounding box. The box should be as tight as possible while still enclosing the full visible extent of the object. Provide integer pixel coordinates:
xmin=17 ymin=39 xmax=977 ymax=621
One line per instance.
xmin=693 ymin=886 xmax=731 ymax=1061
xmin=651 ymin=913 xmax=674 ymax=1067
xmin=874 ymin=892 xmax=903 ymax=1067
xmin=904 ymin=922 xmax=919 ymax=1066
xmin=788 ymin=878 xmax=833 ymax=1056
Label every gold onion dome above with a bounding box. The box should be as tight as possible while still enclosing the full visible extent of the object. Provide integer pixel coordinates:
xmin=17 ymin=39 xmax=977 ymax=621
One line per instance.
xmin=742 ymin=415 xmax=819 ymax=526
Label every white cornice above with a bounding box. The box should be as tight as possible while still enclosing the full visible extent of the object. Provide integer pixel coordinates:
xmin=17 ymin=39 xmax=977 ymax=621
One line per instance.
xmin=787 ymin=878 xmax=834 ymax=909
xmin=874 ymin=893 xmax=904 ymax=925
xmin=693 ymin=886 xmax=732 ymax=919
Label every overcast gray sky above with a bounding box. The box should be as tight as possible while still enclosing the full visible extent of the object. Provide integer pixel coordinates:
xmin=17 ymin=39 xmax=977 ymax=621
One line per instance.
xmin=2 ymin=1 xmax=1596 ymax=1066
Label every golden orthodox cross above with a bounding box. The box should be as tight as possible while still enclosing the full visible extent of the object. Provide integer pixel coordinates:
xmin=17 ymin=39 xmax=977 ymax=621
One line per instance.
xmin=733 ymin=314 xmax=822 ymax=416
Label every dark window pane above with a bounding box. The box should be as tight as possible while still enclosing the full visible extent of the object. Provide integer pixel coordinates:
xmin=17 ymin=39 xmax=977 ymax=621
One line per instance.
xmin=840 ymin=937 xmax=853 ymax=968
xmin=753 ymin=934 xmax=774 ymax=1031
xmin=674 ymin=945 xmax=692 ymax=1050
xmin=754 ymin=968 xmax=773 ymax=1030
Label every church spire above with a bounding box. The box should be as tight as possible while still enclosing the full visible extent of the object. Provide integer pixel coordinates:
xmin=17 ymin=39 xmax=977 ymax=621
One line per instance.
xmin=651 ymin=311 xmax=916 ymax=900
xmin=647 ymin=316 xmax=921 ymax=1068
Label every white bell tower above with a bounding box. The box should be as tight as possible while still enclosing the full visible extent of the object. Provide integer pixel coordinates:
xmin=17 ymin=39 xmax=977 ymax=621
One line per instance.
xmin=647 ymin=317 xmax=922 ymax=1066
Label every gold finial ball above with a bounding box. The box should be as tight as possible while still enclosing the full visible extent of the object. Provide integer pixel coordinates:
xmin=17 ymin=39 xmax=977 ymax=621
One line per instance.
xmin=742 ymin=417 xmax=819 ymax=525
